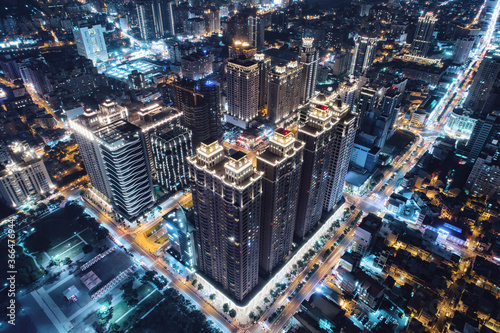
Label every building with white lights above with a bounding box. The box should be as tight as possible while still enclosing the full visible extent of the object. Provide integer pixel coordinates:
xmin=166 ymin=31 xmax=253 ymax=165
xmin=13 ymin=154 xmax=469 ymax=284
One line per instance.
xmin=226 ymin=57 xmax=260 ymax=128
xmin=410 ymin=12 xmax=438 ymax=57
xmin=267 ymin=61 xmax=303 ymax=125
xmin=151 ymin=125 xmax=193 ymax=192
xmin=73 ymin=24 xmax=108 ymax=67
xmin=299 ymin=37 xmax=319 ymax=103
xmin=349 ymin=36 xmax=378 ymax=76
xmin=256 ymin=128 xmax=304 ymax=274
xmin=69 ymin=101 xmax=154 ymax=220
xmin=445 ymin=108 xmax=477 ymax=140
xmin=0 ymin=143 xmax=53 ymax=207
xmin=187 ymin=140 xmax=262 ymax=301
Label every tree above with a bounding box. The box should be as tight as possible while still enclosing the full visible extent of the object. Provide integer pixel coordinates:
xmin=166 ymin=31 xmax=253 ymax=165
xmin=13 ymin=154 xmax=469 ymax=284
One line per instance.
xmin=209 ymin=294 xmax=216 ymax=302
xmin=229 ymin=309 xmax=237 ymax=318
xmin=249 ymin=312 xmax=255 ymax=320
xmin=82 ymin=244 xmax=94 ymax=254
xmin=264 ymin=297 xmax=270 ymax=303
xmin=223 ymin=303 xmax=229 ymax=313
xmin=198 ymin=284 xmax=203 ymax=291
xmin=96 ymin=301 xmax=113 ymax=326
xmin=63 ymin=257 xmax=72 ymax=265
xmin=191 ymin=279 xmax=197 ymax=287
xmin=121 ymin=281 xmax=138 ymax=306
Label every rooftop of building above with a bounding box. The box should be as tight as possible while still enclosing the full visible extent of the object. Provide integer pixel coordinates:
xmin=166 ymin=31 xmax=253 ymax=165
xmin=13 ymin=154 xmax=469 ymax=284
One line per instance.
xmin=94 ymin=119 xmax=140 ymax=147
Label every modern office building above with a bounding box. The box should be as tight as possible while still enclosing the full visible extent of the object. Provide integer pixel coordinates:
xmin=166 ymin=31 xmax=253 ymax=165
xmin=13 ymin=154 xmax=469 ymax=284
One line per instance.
xmin=464 ymin=48 xmax=500 ymax=114
xmin=171 ymin=78 xmax=222 ymax=145
xmin=248 ymin=16 xmax=265 ymax=50
xmin=151 ymin=125 xmax=193 ymax=192
xmin=188 ymin=141 xmax=262 ymax=301
xmin=226 ymin=57 xmax=260 ymax=127
xmin=410 ymin=12 xmax=438 ymax=57
xmin=349 ymin=36 xmax=378 ymax=76
xmin=256 ymin=128 xmax=304 ymax=274
xmin=72 ymin=24 xmax=108 ymax=67
xmin=295 ymin=97 xmax=336 ymax=239
xmin=323 ymin=98 xmax=358 ymax=212
xmin=69 ymin=103 xmax=154 ymax=220
xmin=299 ymin=37 xmax=319 ymax=103
xmin=0 ymin=143 xmax=53 ymax=207
xmin=267 ymin=61 xmax=303 ymax=124
xmin=164 ymin=205 xmax=196 ymax=270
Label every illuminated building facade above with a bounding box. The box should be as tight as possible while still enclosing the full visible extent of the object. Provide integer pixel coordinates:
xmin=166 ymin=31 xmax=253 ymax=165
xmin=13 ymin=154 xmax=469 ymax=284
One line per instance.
xmin=0 ymin=143 xmax=53 ymax=207
xmin=323 ymin=98 xmax=358 ymax=212
xmin=256 ymin=129 xmax=304 ymax=274
xmin=410 ymin=12 xmax=438 ymax=57
xmin=73 ymin=24 xmax=108 ymax=66
xmin=188 ymin=141 xmax=262 ymax=300
xmin=70 ymin=103 xmax=154 ymax=220
xmin=164 ymin=205 xmax=196 ymax=270
xmin=226 ymin=58 xmax=260 ymax=127
xmin=349 ymin=36 xmax=378 ymax=76
xmin=295 ymin=101 xmax=335 ymax=239
xmin=267 ymin=61 xmax=303 ymax=124
xmin=171 ymin=78 xmax=222 ymax=145
xmin=248 ymin=16 xmax=264 ymax=50
xmin=299 ymin=37 xmax=319 ymax=103
xmin=151 ymin=125 xmax=193 ymax=192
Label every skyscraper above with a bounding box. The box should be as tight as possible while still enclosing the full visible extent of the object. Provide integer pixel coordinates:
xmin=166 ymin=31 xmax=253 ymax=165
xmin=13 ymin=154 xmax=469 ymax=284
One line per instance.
xmin=136 ymin=0 xmax=156 ymax=41
xmin=323 ymin=98 xmax=358 ymax=212
xmin=257 ymin=128 xmax=304 ymax=274
xmin=267 ymin=61 xmax=303 ymax=124
xmin=73 ymin=24 xmax=108 ymax=67
xmin=299 ymin=38 xmax=319 ymax=103
xmin=151 ymin=125 xmax=193 ymax=192
xmin=155 ymin=0 xmax=175 ymax=37
xmin=254 ymin=53 xmax=271 ymax=112
xmin=188 ymin=141 xmax=262 ymax=301
xmin=171 ymin=78 xmax=222 ymax=145
xmin=248 ymin=16 xmax=265 ymax=50
xmin=464 ymin=49 xmax=500 ymax=114
xmin=410 ymin=12 xmax=438 ymax=57
xmin=0 ymin=143 xmax=53 ymax=207
xmin=295 ymin=97 xmax=336 ymax=239
xmin=226 ymin=57 xmax=260 ymax=127
xmin=69 ymin=102 xmax=154 ymax=220
xmin=349 ymin=36 xmax=378 ymax=76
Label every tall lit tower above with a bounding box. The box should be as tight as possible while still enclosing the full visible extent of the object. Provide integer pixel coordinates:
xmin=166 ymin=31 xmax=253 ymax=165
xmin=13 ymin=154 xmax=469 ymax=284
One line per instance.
xmin=299 ymin=37 xmax=319 ymax=103
xmin=295 ymin=101 xmax=335 ymax=239
xmin=248 ymin=16 xmax=264 ymax=50
xmin=136 ymin=0 xmax=156 ymax=41
xmin=410 ymin=12 xmax=438 ymax=57
xmin=267 ymin=61 xmax=303 ymax=124
xmin=226 ymin=57 xmax=260 ymax=127
xmin=69 ymin=102 xmax=154 ymax=220
xmin=72 ymin=24 xmax=108 ymax=66
xmin=257 ymin=129 xmax=304 ymax=274
xmin=349 ymin=36 xmax=378 ymax=76
xmin=188 ymin=141 xmax=262 ymax=301
xmin=323 ymin=98 xmax=358 ymax=212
